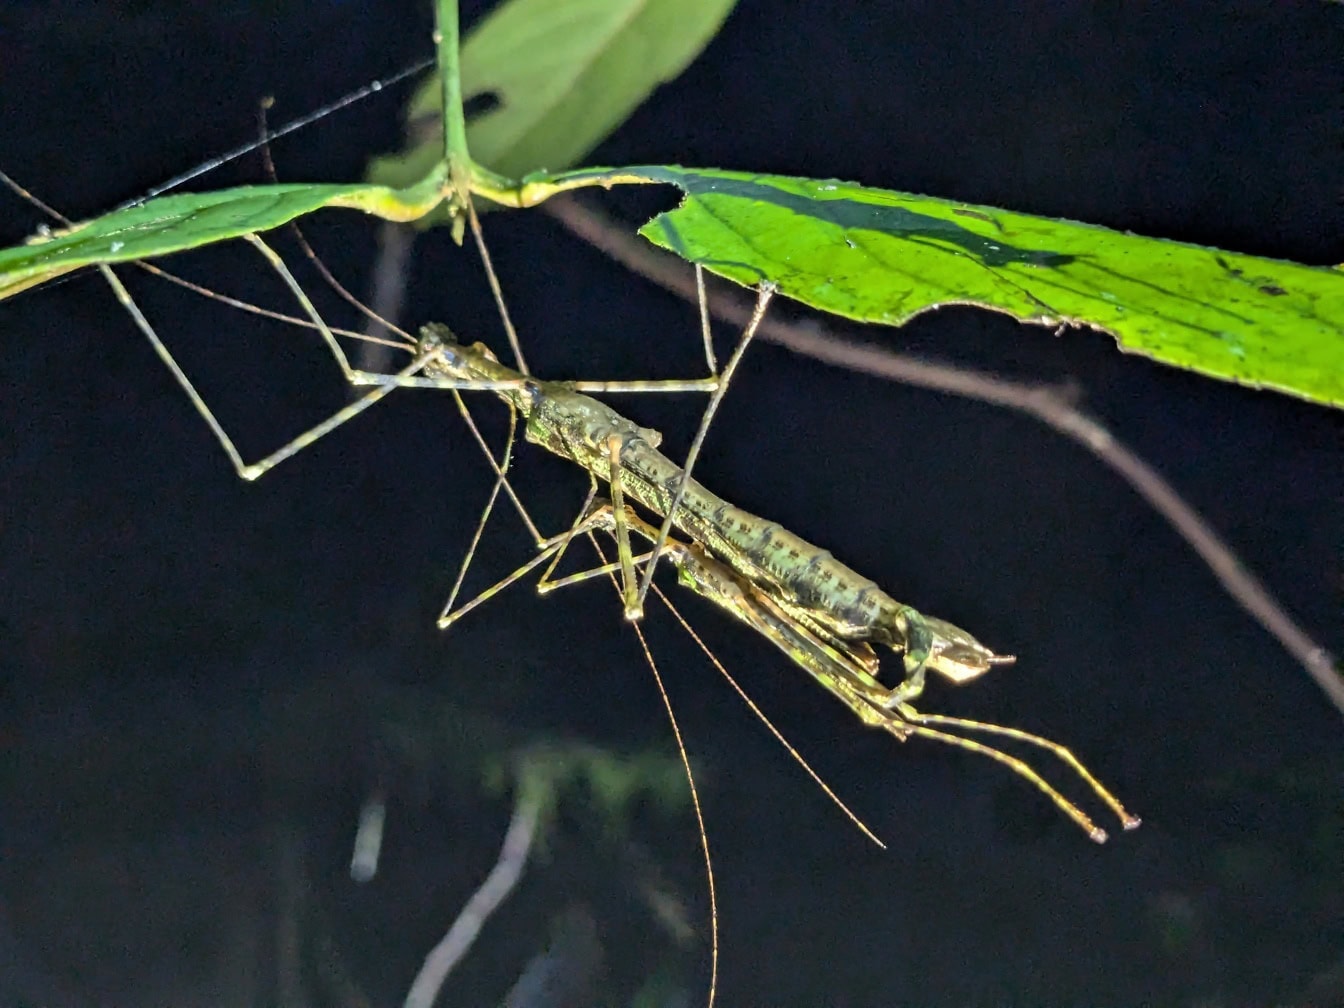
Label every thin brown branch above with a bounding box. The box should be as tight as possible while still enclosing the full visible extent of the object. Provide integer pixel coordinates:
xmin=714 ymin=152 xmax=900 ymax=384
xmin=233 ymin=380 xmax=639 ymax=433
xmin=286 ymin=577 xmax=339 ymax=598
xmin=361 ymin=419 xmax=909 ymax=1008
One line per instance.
xmin=402 ymin=784 xmax=541 ymax=1008
xmin=542 ymin=193 xmax=1344 ymax=721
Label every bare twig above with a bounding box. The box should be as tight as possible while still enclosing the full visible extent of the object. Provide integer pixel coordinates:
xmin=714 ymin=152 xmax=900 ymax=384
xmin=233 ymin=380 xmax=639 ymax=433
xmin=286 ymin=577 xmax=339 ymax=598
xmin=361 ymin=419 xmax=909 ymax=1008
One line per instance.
xmin=542 ymin=194 xmax=1344 ymax=720
xmin=402 ymin=785 xmax=542 ymax=1008
xmin=355 ymin=220 xmax=417 ymax=376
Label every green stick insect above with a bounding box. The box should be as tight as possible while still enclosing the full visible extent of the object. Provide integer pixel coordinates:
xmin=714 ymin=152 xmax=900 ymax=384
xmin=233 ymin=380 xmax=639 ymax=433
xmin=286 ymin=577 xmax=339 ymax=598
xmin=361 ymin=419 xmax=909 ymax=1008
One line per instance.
xmin=397 ymin=321 xmax=1142 ymax=844
xmin=6 ymin=133 xmax=1140 ymax=840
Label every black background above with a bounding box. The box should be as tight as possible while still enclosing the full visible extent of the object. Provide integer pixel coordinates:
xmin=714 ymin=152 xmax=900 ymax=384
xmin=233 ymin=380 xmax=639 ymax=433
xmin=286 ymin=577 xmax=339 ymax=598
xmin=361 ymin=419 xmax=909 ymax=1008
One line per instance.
xmin=1 ymin=2 xmax=1342 ymax=1005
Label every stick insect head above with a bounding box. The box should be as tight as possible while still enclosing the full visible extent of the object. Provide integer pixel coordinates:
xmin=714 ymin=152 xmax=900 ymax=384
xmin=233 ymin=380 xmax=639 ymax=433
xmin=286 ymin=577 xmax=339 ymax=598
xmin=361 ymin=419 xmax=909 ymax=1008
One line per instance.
xmin=419 ymin=322 xmax=510 ymax=362
xmin=418 ymin=322 xmax=474 ymax=359
xmin=418 ymin=323 xmax=529 ymax=390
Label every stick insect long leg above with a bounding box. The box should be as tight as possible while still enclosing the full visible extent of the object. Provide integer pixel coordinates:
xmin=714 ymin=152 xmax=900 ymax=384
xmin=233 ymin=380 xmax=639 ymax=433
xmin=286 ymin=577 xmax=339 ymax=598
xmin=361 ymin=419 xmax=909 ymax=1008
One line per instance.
xmin=0 ymin=174 xmax=443 ymax=484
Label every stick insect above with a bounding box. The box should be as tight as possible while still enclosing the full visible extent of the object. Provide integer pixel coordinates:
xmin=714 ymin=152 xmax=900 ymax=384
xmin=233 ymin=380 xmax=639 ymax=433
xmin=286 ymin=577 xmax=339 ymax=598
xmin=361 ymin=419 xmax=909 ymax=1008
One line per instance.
xmin=388 ymin=323 xmax=1141 ymax=844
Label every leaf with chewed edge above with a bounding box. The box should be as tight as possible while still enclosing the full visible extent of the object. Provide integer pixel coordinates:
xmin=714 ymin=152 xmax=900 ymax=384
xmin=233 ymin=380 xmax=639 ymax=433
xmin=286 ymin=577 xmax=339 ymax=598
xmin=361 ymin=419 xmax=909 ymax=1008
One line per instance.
xmin=521 ymin=164 xmax=1344 ymax=409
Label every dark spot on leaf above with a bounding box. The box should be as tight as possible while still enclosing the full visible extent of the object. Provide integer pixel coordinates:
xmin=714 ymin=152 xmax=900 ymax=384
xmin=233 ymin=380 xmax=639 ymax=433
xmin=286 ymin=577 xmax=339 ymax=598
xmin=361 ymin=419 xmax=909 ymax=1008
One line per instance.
xmin=660 ymin=172 xmax=1073 ymax=268
xmin=463 ymin=90 xmax=503 ymax=121
xmin=953 ymin=208 xmax=994 ymax=224
xmin=1258 ymin=284 xmax=1287 ymax=296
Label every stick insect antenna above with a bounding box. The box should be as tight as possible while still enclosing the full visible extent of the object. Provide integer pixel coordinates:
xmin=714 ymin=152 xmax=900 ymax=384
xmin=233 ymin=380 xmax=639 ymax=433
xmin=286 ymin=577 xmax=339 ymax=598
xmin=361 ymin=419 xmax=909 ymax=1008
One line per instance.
xmin=648 ymin=578 xmax=887 ymax=850
xmin=123 ymin=57 xmax=435 ymax=208
xmin=586 ymin=533 xmax=720 ymax=1008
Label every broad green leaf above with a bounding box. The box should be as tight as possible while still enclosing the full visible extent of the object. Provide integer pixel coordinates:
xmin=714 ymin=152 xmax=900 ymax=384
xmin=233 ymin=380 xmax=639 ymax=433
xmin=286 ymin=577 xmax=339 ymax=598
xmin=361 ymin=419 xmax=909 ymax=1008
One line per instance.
xmin=524 ymin=165 xmax=1344 ymax=409
xmin=369 ymin=0 xmax=737 ymax=189
xmin=0 ymin=180 xmax=445 ymax=300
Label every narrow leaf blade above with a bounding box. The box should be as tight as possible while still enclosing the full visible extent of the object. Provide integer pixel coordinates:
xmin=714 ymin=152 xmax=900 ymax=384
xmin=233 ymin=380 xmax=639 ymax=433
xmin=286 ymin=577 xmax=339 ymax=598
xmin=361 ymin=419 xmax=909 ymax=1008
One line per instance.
xmin=0 ymin=182 xmax=432 ymax=299
xmin=370 ymin=0 xmax=737 ymax=187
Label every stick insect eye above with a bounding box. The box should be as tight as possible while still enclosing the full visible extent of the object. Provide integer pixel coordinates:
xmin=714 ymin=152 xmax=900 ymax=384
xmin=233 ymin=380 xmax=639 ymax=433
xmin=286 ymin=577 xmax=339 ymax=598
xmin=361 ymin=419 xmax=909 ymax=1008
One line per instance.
xmin=418 ymin=322 xmax=457 ymax=348
xmin=930 ymin=645 xmax=998 ymax=683
xmin=521 ymin=379 xmax=544 ymax=409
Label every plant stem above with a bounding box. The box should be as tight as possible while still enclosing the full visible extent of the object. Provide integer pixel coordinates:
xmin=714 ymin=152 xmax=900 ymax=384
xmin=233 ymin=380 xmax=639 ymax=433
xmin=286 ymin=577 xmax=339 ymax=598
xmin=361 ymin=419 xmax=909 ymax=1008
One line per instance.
xmin=434 ymin=0 xmax=471 ymax=192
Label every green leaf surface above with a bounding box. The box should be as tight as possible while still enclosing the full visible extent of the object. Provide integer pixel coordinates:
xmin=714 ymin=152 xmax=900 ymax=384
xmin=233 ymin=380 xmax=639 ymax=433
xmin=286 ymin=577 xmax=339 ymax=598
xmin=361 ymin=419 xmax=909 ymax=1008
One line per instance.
xmin=369 ymin=0 xmax=737 ymax=188
xmin=533 ymin=165 xmax=1344 ymax=408
xmin=0 ymin=181 xmax=441 ymax=300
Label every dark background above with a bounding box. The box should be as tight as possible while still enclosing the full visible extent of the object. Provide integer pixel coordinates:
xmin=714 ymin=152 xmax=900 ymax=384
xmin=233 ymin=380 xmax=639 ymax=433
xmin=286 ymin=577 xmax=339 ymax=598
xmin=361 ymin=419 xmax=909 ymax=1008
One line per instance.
xmin=1 ymin=2 xmax=1342 ymax=1005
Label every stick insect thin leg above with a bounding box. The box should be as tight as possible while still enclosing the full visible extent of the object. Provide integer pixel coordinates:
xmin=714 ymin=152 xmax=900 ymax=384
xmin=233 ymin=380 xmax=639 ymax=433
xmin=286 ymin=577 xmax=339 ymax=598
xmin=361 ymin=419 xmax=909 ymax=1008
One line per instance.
xmin=838 ymin=689 xmax=1117 ymax=842
xmin=905 ymin=722 xmax=1112 ymax=842
xmin=899 ymin=708 xmax=1142 ymax=831
xmin=97 ymin=261 xmax=430 ymax=482
xmin=464 ymin=193 xmax=529 ymax=375
xmin=695 ymin=264 xmax=717 ymax=374
xmin=634 ymin=283 xmax=776 ymax=613
xmin=242 ymin=233 xmax=384 ymax=390
xmin=537 ymin=548 xmax=663 ymax=593
xmin=438 ymin=403 xmax=528 ymax=624
xmin=101 ymin=234 xmax=538 ymax=487
xmin=437 ymin=522 xmax=579 ymax=629
xmin=438 ymin=500 xmax=659 ymax=628
xmin=605 ymin=435 xmax=642 ymax=616
xmin=534 ymin=476 xmax=603 ymax=591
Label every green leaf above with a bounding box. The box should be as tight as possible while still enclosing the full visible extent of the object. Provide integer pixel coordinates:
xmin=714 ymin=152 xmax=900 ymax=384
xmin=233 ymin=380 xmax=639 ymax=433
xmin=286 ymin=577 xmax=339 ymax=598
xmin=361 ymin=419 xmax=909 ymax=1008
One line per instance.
xmin=0 ymin=179 xmax=445 ymax=300
xmin=506 ymin=742 xmax=690 ymax=836
xmin=530 ymin=165 xmax=1344 ymax=409
xmin=369 ymin=0 xmax=737 ymax=188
